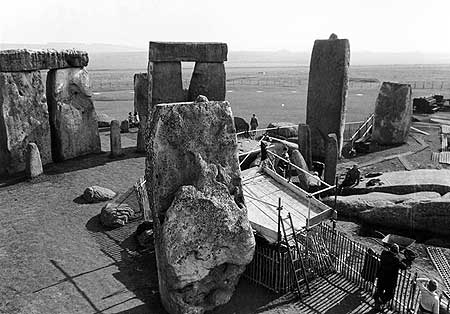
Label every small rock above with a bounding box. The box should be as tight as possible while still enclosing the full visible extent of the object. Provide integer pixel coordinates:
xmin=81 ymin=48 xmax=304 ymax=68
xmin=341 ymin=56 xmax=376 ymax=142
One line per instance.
xmin=83 ymin=186 xmax=116 ymax=203
xmin=25 ymin=143 xmax=43 ymax=178
xmin=100 ymin=202 xmax=134 ymax=228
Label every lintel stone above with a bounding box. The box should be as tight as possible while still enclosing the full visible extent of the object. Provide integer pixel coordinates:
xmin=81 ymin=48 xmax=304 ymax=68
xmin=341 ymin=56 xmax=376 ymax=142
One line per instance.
xmin=149 ymin=42 xmax=227 ymax=62
xmin=0 ymin=49 xmax=88 ymax=72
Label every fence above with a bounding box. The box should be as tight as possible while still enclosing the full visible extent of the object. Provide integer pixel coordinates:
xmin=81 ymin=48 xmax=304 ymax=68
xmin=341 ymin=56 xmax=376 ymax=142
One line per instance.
xmin=315 ymin=223 xmax=421 ymax=314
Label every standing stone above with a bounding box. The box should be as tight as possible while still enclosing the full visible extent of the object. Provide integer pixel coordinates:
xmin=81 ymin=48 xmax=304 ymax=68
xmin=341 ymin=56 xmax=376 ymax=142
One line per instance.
xmin=110 ymin=120 xmax=122 ymax=157
xmin=134 ymin=73 xmax=148 ymax=152
xmin=371 ymin=82 xmax=412 ymax=145
xmin=146 ymin=99 xmax=255 ymax=314
xmin=46 ymin=68 xmax=100 ymax=161
xmin=149 ymin=61 xmax=185 ymax=106
xmin=25 ymin=143 xmax=43 ymax=178
xmin=120 ymin=120 xmax=129 ymax=133
xmin=290 ymin=149 xmax=309 ymax=191
xmin=306 ymin=35 xmax=350 ymax=159
xmin=188 ymin=62 xmax=226 ymax=101
xmin=0 ymin=71 xmax=51 ymax=176
xmin=298 ymin=123 xmax=312 ymax=169
xmin=324 ymin=133 xmax=338 ymax=185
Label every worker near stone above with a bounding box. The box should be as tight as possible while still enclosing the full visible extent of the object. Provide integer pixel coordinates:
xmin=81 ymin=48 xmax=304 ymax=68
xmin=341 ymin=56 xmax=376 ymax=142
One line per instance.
xmin=414 ymin=277 xmax=439 ymax=314
xmin=250 ymin=114 xmax=259 ymax=138
xmin=276 ymin=145 xmax=290 ymax=178
xmin=340 ymin=164 xmax=360 ymax=190
xmin=374 ymin=244 xmax=409 ymax=309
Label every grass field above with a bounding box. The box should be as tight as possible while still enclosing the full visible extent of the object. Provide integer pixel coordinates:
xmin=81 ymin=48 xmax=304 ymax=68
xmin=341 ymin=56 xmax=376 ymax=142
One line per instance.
xmin=91 ymin=64 xmax=450 ymax=127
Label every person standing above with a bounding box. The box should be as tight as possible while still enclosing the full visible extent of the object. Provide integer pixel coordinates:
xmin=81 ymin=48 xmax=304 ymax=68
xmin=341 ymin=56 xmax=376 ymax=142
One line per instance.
xmin=373 ymin=244 xmax=409 ymax=309
xmin=414 ymin=278 xmax=439 ymax=314
xmin=250 ymin=114 xmax=258 ymax=138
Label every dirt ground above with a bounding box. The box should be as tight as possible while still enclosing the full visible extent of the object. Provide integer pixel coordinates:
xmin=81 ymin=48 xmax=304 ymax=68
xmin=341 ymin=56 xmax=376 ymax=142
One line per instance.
xmin=1 ymin=125 xmax=449 ymax=314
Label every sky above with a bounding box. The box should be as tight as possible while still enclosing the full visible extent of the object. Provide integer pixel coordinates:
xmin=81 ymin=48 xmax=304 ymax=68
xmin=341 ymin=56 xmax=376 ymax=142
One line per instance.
xmin=1 ymin=0 xmax=450 ymax=53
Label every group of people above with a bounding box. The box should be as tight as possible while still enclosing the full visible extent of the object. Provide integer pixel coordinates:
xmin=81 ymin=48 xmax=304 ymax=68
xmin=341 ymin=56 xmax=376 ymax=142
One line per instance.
xmin=128 ymin=112 xmax=140 ymax=128
xmin=374 ymin=244 xmax=439 ymax=313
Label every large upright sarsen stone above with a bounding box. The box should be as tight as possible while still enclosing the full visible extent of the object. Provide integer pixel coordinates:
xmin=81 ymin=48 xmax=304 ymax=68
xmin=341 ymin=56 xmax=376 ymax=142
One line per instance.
xmin=0 ymin=71 xmax=51 ymax=176
xmin=146 ymin=98 xmax=255 ymax=314
xmin=306 ymin=35 xmax=350 ymax=159
xmin=371 ymin=82 xmax=412 ymax=145
xmin=134 ymin=73 xmax=148 ymax=152
xmin=46 ymin=68 xmax=100 ymax=161
xmin=188 ymin=62 xmax=226 ymax=101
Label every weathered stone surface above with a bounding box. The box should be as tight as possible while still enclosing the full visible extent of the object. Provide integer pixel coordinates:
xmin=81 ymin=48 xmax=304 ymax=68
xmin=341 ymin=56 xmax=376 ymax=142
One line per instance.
xmin=146 ymin=99 xmax=255 ymax=314
xmin=325 ymin=191 xmax=440 ymax=217
xmin=324 ymin=134 xmax=338 ymax=185
xmin=290 ymin=149 xmax=309 ymax=190
xmin=110 ymin=120 xmax=122 ymax=157
xmin=188 ymin=62 xmax=225 ymax=101
xmin=120 ymin=120 xmax=129 ymax=133
xmin=324 ymin=191 xmax=450 ymax=236
xmin=100 ymin=202 xmax=134 ymax=228
xmin=149 ymin=61 xmax=185 ymax=107
xmin=266 ymin=122 xmax=298 ymax=139
xmin=234 ymin=117 xmax=249 ymax=135
xmin=298 ymin=123 xmax=312 ymax=169
xmin=0 ymin=71 xmax=51 ymax=176
xmin=0 ymin=49 xmax=88 ymax=72
xmin=306 ymin=36 xmax=350 ymax=159
xmin=371 ymin=82 xmax=412 ymax=145
xmin=83 ymin=186 xmax=116 ymax=203
xmin=46 ymin=68 xmax=100 ymax=161
xmin=134 ymin=73 xmax=148 ymax=152
xmin=25 ymin=143 xmax=43 ymax=178
xmin=96 ymin=113 xmax=112 ymax=128
xmin=149 ymin=42 xmax=228 ymax=62
xmin=350 ymin=169 xmax=450 ymax=195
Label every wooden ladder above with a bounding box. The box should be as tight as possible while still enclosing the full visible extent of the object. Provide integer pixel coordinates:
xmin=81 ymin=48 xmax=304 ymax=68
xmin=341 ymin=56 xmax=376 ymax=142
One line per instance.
xmin=280 ymin=212 xmax=311 ymax=299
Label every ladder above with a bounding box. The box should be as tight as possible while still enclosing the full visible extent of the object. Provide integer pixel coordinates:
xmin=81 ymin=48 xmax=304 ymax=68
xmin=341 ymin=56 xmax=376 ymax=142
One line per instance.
xmin=280 ymin=212 xmax=311 ymax=299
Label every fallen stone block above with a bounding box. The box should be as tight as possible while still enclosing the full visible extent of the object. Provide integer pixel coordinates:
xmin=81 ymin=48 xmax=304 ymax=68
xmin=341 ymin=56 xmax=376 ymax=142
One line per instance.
xmin=46 ymin=68 xmax=100 ymax=161
xmin=100 ymin=202 xmax=135 ymax=228
xmin=371 ymin=81 xmax=412 ymax=145
xmin=146 ymin=98 xmax=255 ymax=314
xmin=350 ymin=169 xmax=450 ymax=195
xmin=266 ymin=122 xmax=298 ymax=139
xmin=149 ymin=42 xmax=228 ymax=62
xmin=307 ymin=35 xmax=350 ymax=158
xmin=0 ymin=49 xmax=88 ymax=72
xmin=0 ymin=71 xmax=51 ymax=176
xmin=25 ymin=143 xmax=43 ymax=178
xmin=83 ymin=186 xmax=116 ymax=203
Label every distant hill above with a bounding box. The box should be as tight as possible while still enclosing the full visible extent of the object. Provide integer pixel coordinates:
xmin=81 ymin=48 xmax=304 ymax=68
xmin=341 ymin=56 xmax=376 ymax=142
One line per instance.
xmin=1 ymin=43 xmax=449 ymax=68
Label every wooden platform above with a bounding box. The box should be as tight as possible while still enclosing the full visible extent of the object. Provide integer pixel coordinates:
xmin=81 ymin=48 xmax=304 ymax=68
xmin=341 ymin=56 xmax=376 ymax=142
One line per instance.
xmin=242 ymin=166 xmax=332 ymax=243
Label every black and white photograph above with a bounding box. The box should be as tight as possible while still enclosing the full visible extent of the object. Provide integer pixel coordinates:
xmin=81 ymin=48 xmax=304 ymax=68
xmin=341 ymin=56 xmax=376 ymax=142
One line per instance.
xmin=1 ymin=1 xmax=450 ymax=313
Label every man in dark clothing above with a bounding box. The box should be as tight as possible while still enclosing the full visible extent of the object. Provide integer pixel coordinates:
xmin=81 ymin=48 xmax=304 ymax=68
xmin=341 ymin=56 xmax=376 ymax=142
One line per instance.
xmin=250 ymin=114 xmax=258 ymax=138
xmin=374 ymin=244 xmax=408 ymax=309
